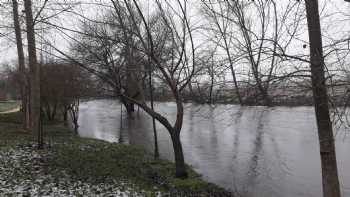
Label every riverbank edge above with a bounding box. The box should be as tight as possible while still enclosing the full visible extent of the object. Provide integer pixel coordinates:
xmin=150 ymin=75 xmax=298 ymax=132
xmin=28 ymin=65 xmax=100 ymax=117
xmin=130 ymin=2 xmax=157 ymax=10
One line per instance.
xmin=85 ymin=96 xmax=316 ymax=107
xmin=0 ymin=112 xmax=234 ymax=196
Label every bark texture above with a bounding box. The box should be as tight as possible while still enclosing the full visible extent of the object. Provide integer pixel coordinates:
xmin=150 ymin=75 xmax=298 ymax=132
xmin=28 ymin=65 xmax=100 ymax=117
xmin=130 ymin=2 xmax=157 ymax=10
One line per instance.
xmin=12 ymin=0 xmax=30 ymax=130
xmin=24 ymin=0 xmax=43 ymax=148
xmin=171 ymin=132 xmax=187 ymax=178
xmin=305 ymin=1 xmax=341 ymax=196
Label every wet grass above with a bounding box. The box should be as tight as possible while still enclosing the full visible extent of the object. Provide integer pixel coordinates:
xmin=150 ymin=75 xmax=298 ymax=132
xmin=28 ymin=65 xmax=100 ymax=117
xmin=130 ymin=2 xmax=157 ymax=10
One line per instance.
xmin=0 ymin=111 xmax=23 ymax=124
xmin=0 ymin=112 xmax=234 ymax=196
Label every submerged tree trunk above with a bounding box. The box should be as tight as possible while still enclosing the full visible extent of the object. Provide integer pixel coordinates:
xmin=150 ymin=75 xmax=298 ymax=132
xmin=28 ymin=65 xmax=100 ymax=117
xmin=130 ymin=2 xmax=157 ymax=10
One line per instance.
xmin=262 ymin=89 xmax=272 ymax=106
xmin=24 ymin=0 xmax=42 ymax=148
xmin=305 ymin=1 xmax=341 ymax=197
xmin=125 ymin=64 xmax=143 ymax=114
xmin=69 ymin=100 xmax=80 ymax=134
xmin=121 ymin=88 xmax=188 ymax=178
xmin=125 ymin=37 xmax=144 ymax=115
xmin=187 ymin=81 xmax=194 ymax=100
xmin=12 ymin=0 xmax=29 ymax=130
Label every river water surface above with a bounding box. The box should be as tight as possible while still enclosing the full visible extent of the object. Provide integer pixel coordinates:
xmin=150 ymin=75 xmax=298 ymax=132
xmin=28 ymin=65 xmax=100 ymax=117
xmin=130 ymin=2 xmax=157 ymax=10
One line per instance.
xmin=77 ymin=99 xmax=350 ymax=197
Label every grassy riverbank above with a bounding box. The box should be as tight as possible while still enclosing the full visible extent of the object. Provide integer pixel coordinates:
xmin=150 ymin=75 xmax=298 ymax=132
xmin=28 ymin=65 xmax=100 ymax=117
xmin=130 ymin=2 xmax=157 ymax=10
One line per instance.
xmin=0 ymin=112 xmax=233 ymax=196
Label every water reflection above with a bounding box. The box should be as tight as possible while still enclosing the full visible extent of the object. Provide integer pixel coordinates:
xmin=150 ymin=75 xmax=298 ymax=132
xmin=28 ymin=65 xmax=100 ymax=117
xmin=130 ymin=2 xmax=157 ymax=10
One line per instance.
xmin=246 ymin=109 xmax=266 ymax=194
xmin=77 ymin=99 xmax=350 ymax=197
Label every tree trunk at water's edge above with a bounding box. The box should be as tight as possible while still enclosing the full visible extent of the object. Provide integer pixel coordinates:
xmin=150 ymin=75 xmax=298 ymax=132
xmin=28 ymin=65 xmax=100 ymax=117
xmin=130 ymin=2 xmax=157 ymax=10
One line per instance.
xmin=305 ymin=1 xmax=341 ymax=197
xmin=171 ymin=132 xmax=187 ymax=178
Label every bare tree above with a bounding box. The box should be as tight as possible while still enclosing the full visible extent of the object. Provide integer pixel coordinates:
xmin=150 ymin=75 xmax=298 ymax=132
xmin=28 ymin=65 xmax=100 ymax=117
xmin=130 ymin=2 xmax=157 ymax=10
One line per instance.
xmin=12 ymin=0 xmax=30 ymax=130
xmin=107 ymin=0 xmax=196 ymax=178
xmin=123 ymin=0 xmax=196 ymax=177
xmin=202 ymin=0 xmax=304 ymax=106
xmin=41 ymin=0 xmax=195 ymax=178
xmin=305 ymin=0 xmax=341 ymax=196
xmin=147 ymin=46 xmax=159 ymax=159
xmin=24 ymin=0 xmax=42 ymax=148
xmin=202 ymin=1 xmax=242 ymax=104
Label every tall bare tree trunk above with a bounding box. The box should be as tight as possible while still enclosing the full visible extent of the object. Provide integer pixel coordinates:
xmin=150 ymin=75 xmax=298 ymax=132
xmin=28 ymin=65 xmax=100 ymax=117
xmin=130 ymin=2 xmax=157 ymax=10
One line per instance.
xmin=305 ymin=1 xmax=341 ymax=197
xmin=173 ymin=90 xmax=188 ymax=178
xmin=24 ymin=0 xmax=43 ymax=148
xmin=12 ymin=0 xmax=30 ymax=130
xmin=148 ymin=57 xmax=159 ymax=159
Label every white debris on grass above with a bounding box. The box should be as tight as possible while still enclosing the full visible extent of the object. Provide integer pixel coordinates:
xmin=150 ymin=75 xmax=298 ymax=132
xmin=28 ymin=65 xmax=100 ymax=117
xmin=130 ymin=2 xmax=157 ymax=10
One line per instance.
xmin=0 ymin=144 xmax=162 ymax=197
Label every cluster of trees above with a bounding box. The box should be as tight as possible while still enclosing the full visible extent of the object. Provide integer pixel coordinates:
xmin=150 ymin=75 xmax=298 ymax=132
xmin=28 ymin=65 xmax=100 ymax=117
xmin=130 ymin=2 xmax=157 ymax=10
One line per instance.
xmin=1 ymin=1 xmax=349 ymax=196
xmin=1 ymin=0 xmax=93 ymax=146
xmin=41 ymin=62 xmax=94 ymax=131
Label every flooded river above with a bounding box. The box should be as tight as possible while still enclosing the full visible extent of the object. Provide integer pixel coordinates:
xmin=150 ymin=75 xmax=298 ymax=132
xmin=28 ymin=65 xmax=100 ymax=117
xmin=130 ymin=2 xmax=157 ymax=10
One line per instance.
xmin=77 ymin=99 xmax=350 ymax=197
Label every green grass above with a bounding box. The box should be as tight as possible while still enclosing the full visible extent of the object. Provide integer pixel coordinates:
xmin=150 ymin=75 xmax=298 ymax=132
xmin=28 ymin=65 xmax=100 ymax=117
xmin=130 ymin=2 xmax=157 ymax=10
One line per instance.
xmin=0 ymin=101 xmax=20 ymax=112
xmin=0 ymin=111 xmax=23 ymax=124
xmin=0 ymin=112 xmax=234 ymax=196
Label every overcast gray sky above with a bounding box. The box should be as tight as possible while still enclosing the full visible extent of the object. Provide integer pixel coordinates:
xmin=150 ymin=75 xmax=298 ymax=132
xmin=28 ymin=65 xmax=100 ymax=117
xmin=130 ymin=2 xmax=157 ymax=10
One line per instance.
xmin=0 ymin=0 xmax=349 ymax=72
